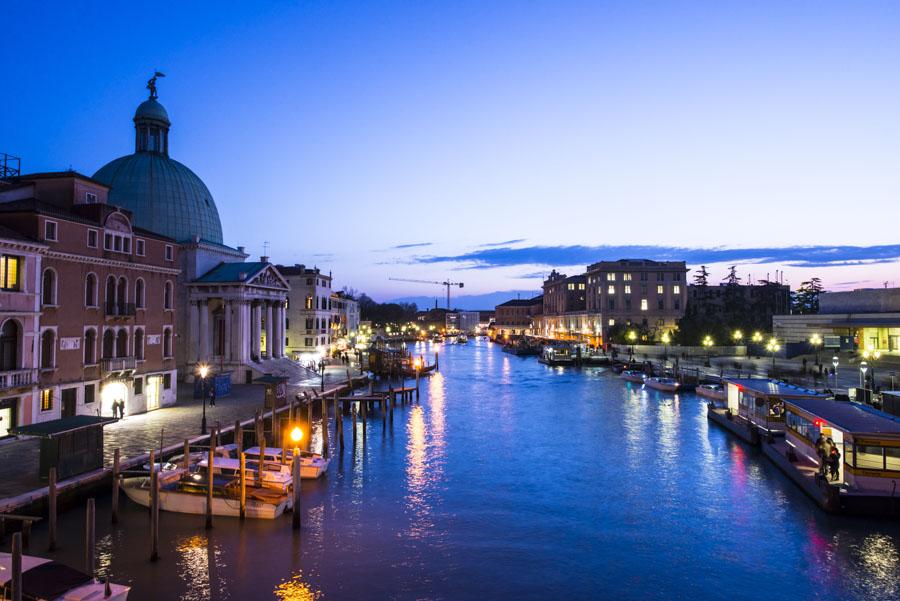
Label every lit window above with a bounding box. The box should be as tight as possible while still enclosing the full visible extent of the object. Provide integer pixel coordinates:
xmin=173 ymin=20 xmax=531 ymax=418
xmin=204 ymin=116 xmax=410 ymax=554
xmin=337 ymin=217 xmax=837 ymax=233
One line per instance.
xmin=567 ymin=283 xmax=574 ymax=290
xmin=607 ymin=285 xmax=615 ymax=294
xmin=0 ymin=255 xmax=21 ymax=291
xmin=641 ymin=299 xmax=648 ymax=311
xmin=606 ymin=273 xmax=616 ymax=282
xmin=657 ymin=285 xmax=664 ymax=294
xmin=624 ymin=285 xmax=631 ymax=294
xmin=673 ymin=285 xmax=680 ymax=294
xmin=578 ymin=283 xmax=585 ymax=290
xmin=40 ymin=389 xmax=53 ymax=412
xmin=623 ymin=274 xmax=632 ymax=281
xmin=608 ymin=319 xmax=615 ymax=326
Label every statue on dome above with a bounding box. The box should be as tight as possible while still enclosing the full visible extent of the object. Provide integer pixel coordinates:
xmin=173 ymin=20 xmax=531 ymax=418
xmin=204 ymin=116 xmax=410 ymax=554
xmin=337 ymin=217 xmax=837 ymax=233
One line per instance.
xmin=147 ymin=71 xmax=166 ymax=99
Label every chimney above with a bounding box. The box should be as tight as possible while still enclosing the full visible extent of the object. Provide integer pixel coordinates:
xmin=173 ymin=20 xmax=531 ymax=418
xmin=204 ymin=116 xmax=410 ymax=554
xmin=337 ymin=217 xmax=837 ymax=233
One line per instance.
xmin=261 ymin=255 xmax=269 ymax=263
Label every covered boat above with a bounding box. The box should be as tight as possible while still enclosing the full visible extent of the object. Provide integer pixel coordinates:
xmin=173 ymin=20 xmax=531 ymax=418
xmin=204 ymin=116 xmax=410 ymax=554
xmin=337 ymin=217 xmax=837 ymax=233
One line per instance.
xmin=620 ymin=370 xmax=646 ymax=384
xmin=0 ymin=552 xmax=130 ymax=600
xmin=696 ymin=384 xmax=726 ymax=403
xmin=644 ymin=377 xmax=680 ymax=392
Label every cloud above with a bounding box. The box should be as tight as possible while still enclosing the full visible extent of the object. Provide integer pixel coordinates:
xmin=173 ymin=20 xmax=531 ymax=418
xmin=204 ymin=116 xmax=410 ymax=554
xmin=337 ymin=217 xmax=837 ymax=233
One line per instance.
xmin=477 ymin=239 xmax=526 ymax=248
xmin=391 ymin=242 xmax=433 ymax=250
xmin=408 ymin=244 xmax=900 ymax=270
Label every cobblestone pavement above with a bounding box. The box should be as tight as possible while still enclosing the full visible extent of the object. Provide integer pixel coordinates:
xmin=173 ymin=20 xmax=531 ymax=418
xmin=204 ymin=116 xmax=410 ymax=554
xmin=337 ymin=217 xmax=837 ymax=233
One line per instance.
xmin=0 ymin=365 xmax=359 ymax=501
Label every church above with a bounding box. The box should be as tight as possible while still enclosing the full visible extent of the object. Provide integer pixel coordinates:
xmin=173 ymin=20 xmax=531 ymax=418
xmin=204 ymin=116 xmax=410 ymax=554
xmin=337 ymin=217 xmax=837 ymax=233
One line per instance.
xmin=93 ymin=77 xmax=292 ymax=384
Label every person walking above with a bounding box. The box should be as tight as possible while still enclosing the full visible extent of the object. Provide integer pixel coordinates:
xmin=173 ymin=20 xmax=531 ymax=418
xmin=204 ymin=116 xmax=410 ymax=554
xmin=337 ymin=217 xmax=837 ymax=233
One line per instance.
xmin=828 ymin=446 xmax=841 ymax=481
xmin=208 ymin=385 xmax=217 ymax=407
xmin=815 ymin=434 xmax=826 ymax=475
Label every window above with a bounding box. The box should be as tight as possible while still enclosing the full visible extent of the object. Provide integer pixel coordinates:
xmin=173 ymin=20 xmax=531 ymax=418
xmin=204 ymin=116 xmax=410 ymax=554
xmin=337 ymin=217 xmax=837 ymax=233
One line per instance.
xmin=164 ymin=245 xmax=173 ymax=261
xmin=625 ymin=298 xmax=632 ymax=310
xmin=40 ymin=389 xmax=53 ymax=412
xmin=134 ymin=329 xmax=144 ymax=360
xmin=606 ymin=273 xmax=616 ymax=282
xmin=84 ymin=384 xmax=95 ymax=404
xmin=163 ymin=328 xmax=172 ymax=357
xmin=608 ymin=319 xmax=615 ymax=326
xmin=136 ymin=239 xmax=145 ymax=256
xmin=41 ymin=269 xmax=56 ymax=306
xmin=640 ymin=272 xmax=648 ymax=281
xmin=305 ymin=337 xmax=313 ymax=347
xmin=673 ymin=285 xmax=681 ymax=295
xmin=657 ymin=298 xmax=665 ymax=310
xmin=135 ymin=279 xmax=145 ymax=309
xmin=674 ymin=299 xmax=681 ymax=310
xmin=674 ymin=272 xmax=682 ymax=282
xmin=657 ymin=272 xmax=664 ymax=281
xmin=887 ymin=448 xmax=900 ymax=472
xmin=607 ymin=285 xmax=615 ymax=295
xmin=578 ymin=283 xmax=585 ymax=290
xmin=87 ymin=229 xmax=98 ymax=248
xmin=123 ymin=238 xmax=131 ymax=254
xmin=116 ymin=330 xmax=128 ymax=358
xmin=623 ymin=273 xmax=632 ymax=281
xmin=105 ymin=275 xmax=116 ymax=310
xmin=85 ymin=192 xmax=98 ymax=204
xmin=607 ymin=298 xmax=615 ymax=310
xmin=84 ymin=329 xmax=97 ymax=365
xmin=0 ymin=255 xmax=21 ymax=291
xmin=856 ymin=445 xmax=885 ymax=470
xmin=134 ymin=377 xmax=143 ymax=395
xmin=306 ymin=278 xmax=313 ymax=285
xmin=163 ymin=281 xmax=173 ymax=310
xmin=624 ymin=285 xmax=631 ymax=295
xmin=163 ymin=373 xmax=172 ymax=389
xmin=85 ymin=273 xmax=97 ymax=307
xmin=657 ymin=285 xmax=664 ymax=294
xmin=641 ymin=299 xmax=648 ymax=311
xmin=567 ymin=283 xmax=574 ymax=290
xmin=44 ymin=221 xmax=57 ymax=241
xmin=305 ymin=295 xmax=313 ymax=310
xmin=40 ymin=330 xmax=55 ymax=368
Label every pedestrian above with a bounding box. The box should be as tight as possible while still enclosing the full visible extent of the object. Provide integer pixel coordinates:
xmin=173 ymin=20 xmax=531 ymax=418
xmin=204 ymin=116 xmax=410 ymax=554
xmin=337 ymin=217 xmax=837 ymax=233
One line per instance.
xmin=828 ymin=446 xmax=841 ymax=481
xmin=209 ymin=385 xmax=216 ymax=407
xmin=814 ymin=434 xmax=826 ymax=474
xmin=118 ymin=400 xmax=125 ymax=418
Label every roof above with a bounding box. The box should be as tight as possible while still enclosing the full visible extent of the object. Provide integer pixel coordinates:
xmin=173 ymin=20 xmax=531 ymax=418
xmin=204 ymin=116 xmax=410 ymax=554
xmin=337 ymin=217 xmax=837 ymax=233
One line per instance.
xmin=725 ymin=378 xmax=826 ymax=399
xmin=785 ymin=398 xmax=900 ymax=435
xmin=0 ymin=554 xmax=94 ymax=597
xmin=0 ymin=223 xmax=40 ymax=245
xmin=276 ymin=264 xmax=327 ymax=277
xmin=194 ymin=261 xmax=268 ymax=283
xmin=13 ymin=170 xmax=110 ymax=187
xmin=10 ymin=415 xmax=116 ymax=438
xmin=134 ymin=97 xmax=170 ymax=124
xmin=497 ymin=296 xmax=543 ymax=307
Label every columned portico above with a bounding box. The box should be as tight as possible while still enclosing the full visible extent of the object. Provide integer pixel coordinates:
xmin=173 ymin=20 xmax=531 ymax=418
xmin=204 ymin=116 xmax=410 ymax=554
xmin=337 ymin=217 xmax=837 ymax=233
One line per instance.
xmin=265 ymin=301 xmax=274 ymax=359
xmin=198 ymin=299 xmax=210 ymax=361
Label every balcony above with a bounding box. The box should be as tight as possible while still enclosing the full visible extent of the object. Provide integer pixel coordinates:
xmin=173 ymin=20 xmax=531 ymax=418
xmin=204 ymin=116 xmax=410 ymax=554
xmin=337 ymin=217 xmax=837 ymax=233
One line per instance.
xmin=105 ymin=302 xmax=136 ymax=318
xmin=102 ymin=357 xmax=136 ymax=374
xmin=0 ymin=369 xmax=37 ymax=393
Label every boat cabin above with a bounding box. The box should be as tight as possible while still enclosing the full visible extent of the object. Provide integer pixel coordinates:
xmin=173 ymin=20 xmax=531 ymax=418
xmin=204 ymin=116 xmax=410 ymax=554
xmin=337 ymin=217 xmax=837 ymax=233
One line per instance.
xmin=723 ymin=379 xmax=826 ymax=437
xmin=783 ymin=397 xmax=900 ymax=493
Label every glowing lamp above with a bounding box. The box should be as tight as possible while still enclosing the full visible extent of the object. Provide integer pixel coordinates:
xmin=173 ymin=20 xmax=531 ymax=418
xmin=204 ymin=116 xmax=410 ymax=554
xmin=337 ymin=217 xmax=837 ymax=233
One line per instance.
xmin=290 ymin=427 xmax=303 ymax=443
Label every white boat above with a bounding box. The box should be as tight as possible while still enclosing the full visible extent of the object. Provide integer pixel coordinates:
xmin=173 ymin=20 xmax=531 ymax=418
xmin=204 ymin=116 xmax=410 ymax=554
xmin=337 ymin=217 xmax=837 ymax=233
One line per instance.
xmin=121 ymin=474 xmax=288 ymax=520
xmin=696 ymin=384 xmax=726 ymax=402
xmin=198 ymin=456 xmax=293 ymax=493
xmin=457 ymin=334 xmax=469 ymax=343
xmin=644 ymin=377 xmax=680 ymax=392
xmin=0 ymin=552 xmax=130 ymax=600
xmin=620 ymin=370 xmax=645 ymax=384
xmin=242 ymin=446 xmax=330 ymax=480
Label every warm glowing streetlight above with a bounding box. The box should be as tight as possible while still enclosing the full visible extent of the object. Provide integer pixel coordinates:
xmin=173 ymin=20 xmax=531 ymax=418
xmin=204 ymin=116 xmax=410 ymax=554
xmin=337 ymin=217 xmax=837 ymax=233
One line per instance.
xmin=832 ymin=355 xmax=840 ymax=391
xmin=751 ymin=331 xmax=763 ymax=343
xmin=732 ymin=330 xmax=743 ymax=344
xmin=196 ymin=364 xmax=211 ymax=434
xmin=290 ymin=426 xmax=303 ymax=443
xmin=702 ymin=335 xmax=714 ymax=367
xmin=809 ymin=333 xmax=823 ymax=365
xmin=766 ymin=337 xmax=781 ymax=369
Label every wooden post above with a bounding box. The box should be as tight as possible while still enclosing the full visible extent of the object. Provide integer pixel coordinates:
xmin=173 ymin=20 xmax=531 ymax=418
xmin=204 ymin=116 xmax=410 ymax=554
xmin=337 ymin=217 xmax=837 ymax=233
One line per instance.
xmin=258 ymin=436 xmax=266 ymax=488
xmin=416 ymin=370 xmax=420 ymax=400
xmin=321 ymin=396 xmax=329 ymax=458
xmin=239 ymin=452 xmax=247 ymax=520
xmin=435 ymin=351 xmax=439 ymax=371
xmin=352 ymin=405 xmax=357 ymax=446
xmin=235 ymin=420 xmax=243 ymax=456
xmin=48 ymin=467 xmax=57 ymax=551
xmin=206 ymin=431 xmax=215 ymax=530
xmin=291 ymin=455 xmax=301 ymax=530
xmin=111 ymin=447 xmax=120 ymax=524
xmin=151 ymin=466 xmax=160 ymax=561
xmin=84 ymin=498 xmax=95 ymax=576
xmin=390 ymin=392 xmax=394 ymax=425
xmin=388 ymin=386 xmax=393 ymax=409
xmin=11 ymin=532 xmax=22 ymax=601
xmin=368 ymin=381 xmax=373 ymax=396
xmin=382 ymin=395 xmax=386 ymax=430
xmin=21 ymin=520 xmax=31 ymax=551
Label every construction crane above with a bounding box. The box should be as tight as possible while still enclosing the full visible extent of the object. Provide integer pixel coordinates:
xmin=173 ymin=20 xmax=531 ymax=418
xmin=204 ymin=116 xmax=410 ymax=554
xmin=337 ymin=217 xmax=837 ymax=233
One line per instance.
xmin=389 ymin=277 xmax=464 ymax=310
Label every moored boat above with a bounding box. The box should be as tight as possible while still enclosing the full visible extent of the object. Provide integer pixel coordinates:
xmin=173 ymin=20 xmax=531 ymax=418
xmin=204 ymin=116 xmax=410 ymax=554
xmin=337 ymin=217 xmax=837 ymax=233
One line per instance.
xmin=199 ymin=456 xmax=293 ymax=492
xmin=696 ymin=383 xmax=726 ymax=403
xmin=538 ymin=344 xmax=576 ymax=366
xmin=457 ymin=334 xmax=469 ymax=343
xmin=0 ymin=552 xmax=130 ymax=600
xmin=241 ymin=446 xmax=330 ymax=480
xmin=644 ymin=376 xmax=680 ymax=392
xmin=619 ymin=370 xmax=645 ymax=384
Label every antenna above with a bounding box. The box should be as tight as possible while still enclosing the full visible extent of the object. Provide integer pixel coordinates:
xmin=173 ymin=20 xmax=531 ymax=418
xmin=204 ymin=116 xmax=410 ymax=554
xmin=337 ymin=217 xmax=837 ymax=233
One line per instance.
xmin=263 ymin=241 xmax=270 ymax=256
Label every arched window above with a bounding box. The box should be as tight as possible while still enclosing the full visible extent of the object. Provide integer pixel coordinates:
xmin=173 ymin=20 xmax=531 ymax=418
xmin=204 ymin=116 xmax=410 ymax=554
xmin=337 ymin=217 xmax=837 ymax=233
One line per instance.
xmin=85 ymin=273 xmax=97 ymax=307
xmin=102 ymin=329 xmax=115 ymax=359
xmin=0 ymin=320 xmax=20 ymax=371
xmin=117 ymin=277 xmax=127 ymax=313
xmin=41 ymin=269 xmax=56 ymax=306
xmin=116 ymin=329 xmax=128 ymax=358
xmin=164 ymin=281 xmax=173 ymax=310
xmin=105 ymin=275 xmax=116 ymax=311
xmin=40 ymin=329 xmax=55 ymax=368
xmin=134 ymin=328 xmax=144 ymax=360
xmin=135 ymin=278 xmax=145 ymax=309
xmin=163 ymin=327 xmax=172 ymax=358
xmin=84 ymin=329 xmax=97 ymax=365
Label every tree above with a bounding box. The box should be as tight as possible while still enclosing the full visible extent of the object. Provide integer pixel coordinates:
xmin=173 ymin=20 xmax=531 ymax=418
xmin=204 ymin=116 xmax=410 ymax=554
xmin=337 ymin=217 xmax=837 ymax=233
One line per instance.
xmin=693 ymin=265 xmax=710 ymax=287
xmin=722 ymin=265 xmax=741 ymax=287
xmin=794 ymin=278 xmax=824 ymax=315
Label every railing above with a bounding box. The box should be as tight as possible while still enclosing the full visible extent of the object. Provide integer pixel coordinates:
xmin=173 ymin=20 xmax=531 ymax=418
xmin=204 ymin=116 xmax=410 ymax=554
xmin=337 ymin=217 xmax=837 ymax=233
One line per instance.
xmin=102 ymin=357 xmax=136 ymax=372
xmin=105 ymin=302 xmax=136 ymax=317
xmin=0 ymin=369 xmax=37 ymax=392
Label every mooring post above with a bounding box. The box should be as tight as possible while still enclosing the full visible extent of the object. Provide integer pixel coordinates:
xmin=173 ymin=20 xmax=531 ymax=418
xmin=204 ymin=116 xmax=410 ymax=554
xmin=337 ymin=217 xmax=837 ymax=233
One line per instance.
xmin=388 ymin=386 xmax=393 ymax=409
xmin=352 ymin=405 xmax=357 ymax=446
xmin=390 ymin=392 xmax=394 ymax=425
xmin=361 ymin=397 xmax=367 ymax=445
xmin=321 ymin=396 xmax=329 ymax=458
xmin=306 ymin=400 xmax=313 ymax=452
xmin=84 ymin=498 xmax=95 ymax=576
xmin=258 ymin=436 xmax=266 ymax=488
xmin=416 ymin=370 xmax=420 ymax=400
xmin=291 ymin=455 xmax=301 ymax=530
xmin=206 ymin=431 xmax=215 ymax=530
xmin=11 ymin=532 xmax=22 ymax=601
xmin=21 ymin=520 xmax=31 ymax=551
xmin=235 ymin=420 xmax=243 ymax=457
xmin=239 ymin=452 xmax=247 ymax=520
xmin=182 ymin=439 xmax=190 ymax=471
xmin=382 ymin=395 xmax=387 ymax=431
xmin=111 ymin=448 xmax=120 ymax=524
xmin=48 ymin=467 xmax=57 ymax=551
xmin=435 ymin=351 xmax=439 ymax=371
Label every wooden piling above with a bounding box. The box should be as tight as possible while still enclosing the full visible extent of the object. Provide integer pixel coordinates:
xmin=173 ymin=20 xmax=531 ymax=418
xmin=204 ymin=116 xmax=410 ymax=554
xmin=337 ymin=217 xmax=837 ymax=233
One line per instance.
xmin=150 ymin=467 xmax=160 ymax=561
xmin=235 ymin=420 xmax=243 ymax=456
xmin=321 ymin=396 xmax=329 ymax=458
xmin=48 ymin=467 xmax=57 ymax=551
xmin=258 ymin=436 xmax=266 ymax=488
xmin=206 ymin=431 xmax=215 ymax=530
xmin=239 ymin=452 xmax=247 ymax=520
xmin=182 ymin=439 xmax=190 ymax=471
xmin=361 ymin=397 xmax=367 ymax=445
xmin=291 ymin=455 xmax=301 ymax=530
xmin=390 ymin=393 xmax=394 ymax=425
xmin=416 ymin=371 xmax=420 ymax=400
xmin=11 ymin=532 xmax=22 ymax=601
xmin=84 ymin=498 xmax=95 ymax=576
xmin=21 ymin=520 xmax=31 ymax=551
xmin=111 ymin=447 xmax=120 ymax=524
xmin=435 ymin=351 xmax=439 ymax=371
xmin=306 ymin=401 xmax=313 ymax=452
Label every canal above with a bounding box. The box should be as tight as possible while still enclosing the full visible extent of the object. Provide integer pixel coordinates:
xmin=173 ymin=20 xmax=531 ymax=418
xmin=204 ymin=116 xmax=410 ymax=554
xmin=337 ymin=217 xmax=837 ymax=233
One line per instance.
xmin=36 ymin=338 xmax=900 ymax=600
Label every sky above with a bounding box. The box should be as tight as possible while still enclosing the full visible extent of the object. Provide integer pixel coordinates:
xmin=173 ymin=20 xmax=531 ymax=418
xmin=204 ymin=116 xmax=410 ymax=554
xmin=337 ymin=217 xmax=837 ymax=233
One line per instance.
xmin=3 ymin=1 xmax=900 ymax=307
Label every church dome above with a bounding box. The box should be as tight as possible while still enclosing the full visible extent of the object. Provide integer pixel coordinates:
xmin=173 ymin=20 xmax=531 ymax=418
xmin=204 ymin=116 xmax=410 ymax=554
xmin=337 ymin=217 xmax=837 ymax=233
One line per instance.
xmin=93 ymin=83 xmax=224 ymax=244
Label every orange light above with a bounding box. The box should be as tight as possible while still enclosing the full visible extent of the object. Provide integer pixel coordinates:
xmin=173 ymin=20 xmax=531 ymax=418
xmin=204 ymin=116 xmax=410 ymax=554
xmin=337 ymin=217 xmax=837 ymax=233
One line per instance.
xmin=290 ymin=426 xmax=303 ymax=442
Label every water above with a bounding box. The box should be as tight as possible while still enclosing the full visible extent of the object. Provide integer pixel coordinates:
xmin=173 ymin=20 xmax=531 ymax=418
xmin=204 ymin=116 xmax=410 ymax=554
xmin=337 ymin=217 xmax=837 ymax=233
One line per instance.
xmin=35 ymin=339 xmax=900 ymax=600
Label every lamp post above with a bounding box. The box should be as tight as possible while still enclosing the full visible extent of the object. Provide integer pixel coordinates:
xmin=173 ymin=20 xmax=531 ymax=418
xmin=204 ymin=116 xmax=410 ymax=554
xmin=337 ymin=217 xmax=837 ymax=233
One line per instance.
xmin=751 ymin=331 xmax=763 ymax=359
xmin=197 ymin=364 xmax=210 ymax=435
xmin=661 ymin=332 xmax=671 ymax=366
xmin=832 ymin=356 xmax=839 ymax=392
xmin=627 ymin=330 xmax=637 ymax=362
xmin=862 ymin=347 xmax=881 ymax=390
xmin=765 ymin=337 xmax=780 ymax=370
xmin=702 ymin=335 xmax=714 ymax=368
xmin=860 ymin=361 xmax=868 ymax=390
xmin=809 ymin=334 xmax=822 ymax=366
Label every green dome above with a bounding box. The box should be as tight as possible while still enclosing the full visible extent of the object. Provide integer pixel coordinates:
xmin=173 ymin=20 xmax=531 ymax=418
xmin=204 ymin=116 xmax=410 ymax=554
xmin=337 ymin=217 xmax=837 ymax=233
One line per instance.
xmin=93 ymin=154 xmax=223 ymax=244
xmin=92 ymin=94 xmax=224 ymax=244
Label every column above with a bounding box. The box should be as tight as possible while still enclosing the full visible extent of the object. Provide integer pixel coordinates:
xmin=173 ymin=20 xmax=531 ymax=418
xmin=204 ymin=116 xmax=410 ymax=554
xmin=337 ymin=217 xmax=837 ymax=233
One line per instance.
xmin=189 ymin=300 xmax=200 ymax=363
xmin=251 ymin=302 xmax=261 ymax=360
xmin=274 ymin=302 xmax=284 ymax=359
xmin=239 ymin=301 xmax=250 ymax=364
xmin=224 ymin=301 xmax=233 ymax=363
xmin=265 ymin=301 xmax=274 ymax=359
xmin=280 ymin=301 xmax=287 ymax=358
xmin=199 ymin=299 xmax=209 ymax=361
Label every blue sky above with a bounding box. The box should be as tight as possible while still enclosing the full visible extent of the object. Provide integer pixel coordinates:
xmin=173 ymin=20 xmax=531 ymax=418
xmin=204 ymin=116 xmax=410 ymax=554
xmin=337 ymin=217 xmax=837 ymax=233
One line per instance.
xmin=4 ymin=1 xmax=900 ymax=305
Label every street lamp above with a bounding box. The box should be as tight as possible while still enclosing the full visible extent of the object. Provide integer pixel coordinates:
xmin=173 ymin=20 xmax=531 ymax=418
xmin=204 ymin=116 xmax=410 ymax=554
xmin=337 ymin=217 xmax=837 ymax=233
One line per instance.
xmin=809 ymin=334 xmax=822 ymax=366
xmin=765 ymin=337 xmax=780 ymax=369
xmin=661 ymin=332 xmax=671 ymax=363
xmin=732 ymin=330 xmax=743 ymax=344
xmin=627 ymin=330 xmax=637 ymax=361
xmin=860 ymin=361 xmax=868 ymax=389
xmin=832 ymin=356 xmax=839 ymax=392
xmin=197 ymin=364 xmax=210 ymax=435
xmin=290 ymin=426 xmax=304 ymax=456
xmin=702 ymin=335 xmax=714 ymax=367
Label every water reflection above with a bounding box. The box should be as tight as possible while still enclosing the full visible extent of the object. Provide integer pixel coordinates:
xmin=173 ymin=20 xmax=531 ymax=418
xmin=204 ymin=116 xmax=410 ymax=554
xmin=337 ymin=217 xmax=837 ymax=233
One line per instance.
xmin=274 ymin=573 xmax=323 ymax=600
xmin=175 ymin=534 xmax=229 ymax=601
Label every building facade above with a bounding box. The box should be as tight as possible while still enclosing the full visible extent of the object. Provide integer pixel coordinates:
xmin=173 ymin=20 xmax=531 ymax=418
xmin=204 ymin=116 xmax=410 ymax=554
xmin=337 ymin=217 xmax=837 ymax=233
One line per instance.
xmin=687 ymin=281 xmax=791 ymax=331
xmin=535 ymin=271 xmax=593 ymax=342
xmin=0 ymin=172 xmax=179 ymax=424
xmin=330 ymin=291 xmax=360 ymax=345
xmin=494 ymin=296 xmax=543 ymax=339
xmin=279 ymin=265 xmax=333 ymax=358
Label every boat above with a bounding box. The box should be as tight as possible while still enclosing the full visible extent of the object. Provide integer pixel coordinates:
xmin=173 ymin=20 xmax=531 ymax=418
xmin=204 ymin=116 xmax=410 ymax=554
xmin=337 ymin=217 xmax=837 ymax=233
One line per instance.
xmin=696 ymin=383 xmax=726 ymax=403
xmin=644 ymin=377 xmax=680 ymax=392
xmin=122 ymin=473 xmax=288 ymax=519
xmin=502 ymin=339 xmax=542 ymax=356
xmin=0 ymin=552 xmax=130 ymax=600
xmin=199 ymin=456 xmax=293 ymax=492
xmin=457 ymin=334 xmax=469 ymax=343
xmin=619 ymin=370 xmax=645 ymax=383
xmin=241 ymin=446 xmax=330 ymax=480
xmin=539 ymin=344 xmax=576 ymax=366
